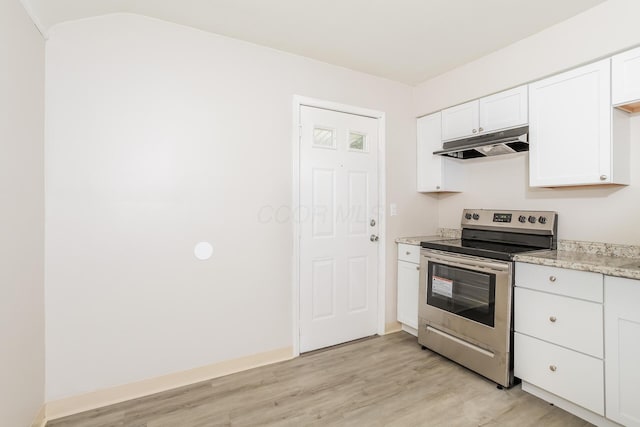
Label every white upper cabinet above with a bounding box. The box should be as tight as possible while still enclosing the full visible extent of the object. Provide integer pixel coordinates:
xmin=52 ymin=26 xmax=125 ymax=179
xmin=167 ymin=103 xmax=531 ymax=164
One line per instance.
xmin=441 ymin=85 xmax=528 ymax=141
xmin=479 ymin=85 xmax=528 ymax=133
xmin=417 ymin=112 xmax=463 ymax=192
xmin=529 ymin=59 xmax=629 ymax=187
xmin=612 ymin=46 xmax=640 ymax=110
xmin=441 ymin=100 xmax=479 ymax=141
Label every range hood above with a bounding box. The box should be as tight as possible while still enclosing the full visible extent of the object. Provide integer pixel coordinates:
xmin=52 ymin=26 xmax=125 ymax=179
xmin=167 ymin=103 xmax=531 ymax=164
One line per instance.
xmin=433 ymin=125 xmax=529 ymax=159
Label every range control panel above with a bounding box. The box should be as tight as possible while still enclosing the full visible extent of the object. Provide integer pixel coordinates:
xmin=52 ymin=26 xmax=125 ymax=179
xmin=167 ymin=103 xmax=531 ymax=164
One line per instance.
xmin=461 ymin=209 xmax=557 ymax=234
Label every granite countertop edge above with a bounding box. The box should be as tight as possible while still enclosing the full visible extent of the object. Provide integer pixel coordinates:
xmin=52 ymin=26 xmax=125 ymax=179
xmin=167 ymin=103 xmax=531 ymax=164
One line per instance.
xmin=514 ymin=251 xmax=640 ymax=280
xmin=396 ymin=234 xmax=640 ymax=280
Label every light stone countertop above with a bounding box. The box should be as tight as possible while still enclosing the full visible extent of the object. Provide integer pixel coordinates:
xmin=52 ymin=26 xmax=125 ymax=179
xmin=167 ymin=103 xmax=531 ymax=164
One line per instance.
xmin=514 ymin=249 xmax=640 ymax=281
xmin=395 ymin=235 xmax=445 ymax=246
xmin=395 ymin=228 xmax=462 ymax=246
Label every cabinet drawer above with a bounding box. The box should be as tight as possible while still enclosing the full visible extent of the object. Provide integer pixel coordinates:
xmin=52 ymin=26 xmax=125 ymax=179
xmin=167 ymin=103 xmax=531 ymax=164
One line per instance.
xmin=515 ymin=333 xmax=604 ymax=415
xmin=515 ymin=288 xmax=603 ymax=358
xmin=398 ymin=243 xmax=420 ymax=264
xmin=515 ymin=263 xmax=602 ymax=302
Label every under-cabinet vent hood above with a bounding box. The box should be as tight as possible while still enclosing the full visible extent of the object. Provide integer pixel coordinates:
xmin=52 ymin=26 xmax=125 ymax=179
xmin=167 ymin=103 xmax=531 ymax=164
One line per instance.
xmin=434 ymin=126 xmax=529 ymax=159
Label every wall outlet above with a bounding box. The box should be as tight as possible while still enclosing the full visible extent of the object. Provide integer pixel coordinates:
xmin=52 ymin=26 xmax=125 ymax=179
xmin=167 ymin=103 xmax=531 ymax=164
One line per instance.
xmin=390 ymin=203 xmax=397 ymax=216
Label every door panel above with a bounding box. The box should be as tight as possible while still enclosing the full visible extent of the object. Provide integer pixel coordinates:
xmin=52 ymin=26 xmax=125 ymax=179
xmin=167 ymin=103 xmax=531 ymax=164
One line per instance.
xmin=300 ymin=105 xmax=379 ymax=352
xmin=347 ymin=256 xmax=368 ymax=312
xmin=311 ymin=258 xmax=336 ymax=319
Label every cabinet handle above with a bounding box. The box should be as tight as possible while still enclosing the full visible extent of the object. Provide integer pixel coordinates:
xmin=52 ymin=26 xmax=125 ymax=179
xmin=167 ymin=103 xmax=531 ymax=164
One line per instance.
xmin=436 ymin=185 xmax=441 ymax=190
xmin=472 ymin=128 xmax=478 ymax=134
xmin=549 ymin=365 xmax=557 ymax=372
xmin=406 ymin=251 xmax=411 ymax=255
xmin=600 ymin=175 xmax=607 ymax=181
xmin=549 ymin=316 xmax=557 ymax=323
xmin=549 ymin=276 xmax=557 ymax=282
xmin=478 ymin=127 xmax=484 ymax=132
xmin=416 ymin=266 xmax=420 ymax=271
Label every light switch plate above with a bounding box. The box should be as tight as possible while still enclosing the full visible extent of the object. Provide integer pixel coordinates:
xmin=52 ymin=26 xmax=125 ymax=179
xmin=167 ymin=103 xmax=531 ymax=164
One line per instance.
xmin=390 ymin=203 xmax=397 ymax=216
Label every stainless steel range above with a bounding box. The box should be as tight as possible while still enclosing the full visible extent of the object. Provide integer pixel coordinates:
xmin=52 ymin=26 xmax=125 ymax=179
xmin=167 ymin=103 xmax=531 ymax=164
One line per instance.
xmin=418 ymin=209 xmax=557 ymax=388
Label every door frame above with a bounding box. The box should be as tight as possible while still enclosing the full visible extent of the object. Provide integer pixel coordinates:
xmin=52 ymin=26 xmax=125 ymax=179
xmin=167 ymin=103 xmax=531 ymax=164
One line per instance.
xmin=291 ymin=95 xmax=386 ymax=357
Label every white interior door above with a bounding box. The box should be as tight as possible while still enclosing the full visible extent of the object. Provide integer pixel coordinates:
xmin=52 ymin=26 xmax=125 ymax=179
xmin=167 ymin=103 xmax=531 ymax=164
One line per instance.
xmin=299 ymin=105 xmax=379 ymax=353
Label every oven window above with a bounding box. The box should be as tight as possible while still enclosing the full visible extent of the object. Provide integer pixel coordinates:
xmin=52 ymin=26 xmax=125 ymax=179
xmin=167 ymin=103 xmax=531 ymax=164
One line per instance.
xmin=427 ymin=261 xmax=496 ymax=327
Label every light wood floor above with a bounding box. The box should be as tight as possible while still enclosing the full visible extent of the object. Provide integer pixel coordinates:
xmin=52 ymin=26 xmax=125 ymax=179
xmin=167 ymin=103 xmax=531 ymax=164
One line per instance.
xmin=47 ymin=332 xmax=592 ymax=426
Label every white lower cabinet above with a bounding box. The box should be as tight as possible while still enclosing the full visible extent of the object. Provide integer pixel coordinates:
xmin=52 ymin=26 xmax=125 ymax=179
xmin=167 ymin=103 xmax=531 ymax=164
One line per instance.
xmin=397 ymin=243 xmax=420 ymax=334
xmin=605 ymin=276 xmax=640 ymax=427
xmin=514 ymin=263 xmax=608 ymax=423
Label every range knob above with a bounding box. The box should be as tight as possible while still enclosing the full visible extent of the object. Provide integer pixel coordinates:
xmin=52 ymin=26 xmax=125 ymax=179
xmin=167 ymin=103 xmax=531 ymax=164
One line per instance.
xmin=465 ymin=213 xmax=472 ymax=220
xmin=518 ymin=215 xmax=527 ymax=223
xmin=472 ymin=213 xmax=480 ymax=220
xmin=538 ymin=216 xmax=547 ymax=224
xmin=528 ymin=215 xmax=537 ymax=224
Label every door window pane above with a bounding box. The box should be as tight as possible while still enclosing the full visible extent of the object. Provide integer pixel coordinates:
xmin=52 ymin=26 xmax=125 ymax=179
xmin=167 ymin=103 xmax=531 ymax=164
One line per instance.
xmin=349 ymin=132 xmax=366 ymax=151
xmin=313 ymin=127 xmax=335 ymax=149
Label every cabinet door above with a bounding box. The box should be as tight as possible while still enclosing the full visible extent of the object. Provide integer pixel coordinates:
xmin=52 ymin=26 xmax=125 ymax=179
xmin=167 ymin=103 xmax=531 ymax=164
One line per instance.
xmin=605 ymin=276 xmax=640 ymax=427
xmin=529 ymin=59 xmax=611 ymax=187
xmin=612 ymin=46 xmax=640 ymax=106
xmin=441 ymin=100 xmax=479 ymax=141
xmin=416 ymin=113 xmax=462 ymax=192
xmin=479 ymin=85 xmax=528 ymax=133
xmin=397 ymin=260 xmax=419 ymax=330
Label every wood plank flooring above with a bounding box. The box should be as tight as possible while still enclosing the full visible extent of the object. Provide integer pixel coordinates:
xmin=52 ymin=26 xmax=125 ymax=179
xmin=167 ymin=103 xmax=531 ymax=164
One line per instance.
xmin=47 ymin=332 xmax=592 ymax=426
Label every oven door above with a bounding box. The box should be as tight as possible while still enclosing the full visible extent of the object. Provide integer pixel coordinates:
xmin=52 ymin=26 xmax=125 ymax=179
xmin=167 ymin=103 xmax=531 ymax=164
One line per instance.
xmin=418 ymin=249 xmax=513 ymax=361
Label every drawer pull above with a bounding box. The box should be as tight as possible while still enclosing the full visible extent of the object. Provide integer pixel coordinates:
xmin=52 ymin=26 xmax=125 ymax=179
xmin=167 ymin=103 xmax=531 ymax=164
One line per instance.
xmin=416 ymin=266 xmax=420 ymax=271
xmin=549 ymin=316 xmax=557 ymax=323
xmin=549 ymin=276 xmax=557 ymax=282
xmin=549 ymin=365 xmax=557 ymax=372
xmin=406 ymin=251 xmax=411 ymax=255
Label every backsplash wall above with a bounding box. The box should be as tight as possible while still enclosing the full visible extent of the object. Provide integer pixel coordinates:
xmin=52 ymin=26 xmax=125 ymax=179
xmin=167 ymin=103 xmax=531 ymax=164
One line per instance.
xmin=436 ymin=114 xmax=639 ymax=245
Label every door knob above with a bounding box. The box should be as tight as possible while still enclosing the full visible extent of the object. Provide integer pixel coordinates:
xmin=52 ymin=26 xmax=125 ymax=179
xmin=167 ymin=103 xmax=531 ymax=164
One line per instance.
xmin=370 ymin=235 xmax=379 ymax=242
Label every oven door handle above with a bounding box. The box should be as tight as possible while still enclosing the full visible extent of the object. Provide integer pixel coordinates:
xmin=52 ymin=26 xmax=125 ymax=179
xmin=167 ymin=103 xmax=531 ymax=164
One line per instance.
xmin=422 ymin=252 xmax=510 ymax=273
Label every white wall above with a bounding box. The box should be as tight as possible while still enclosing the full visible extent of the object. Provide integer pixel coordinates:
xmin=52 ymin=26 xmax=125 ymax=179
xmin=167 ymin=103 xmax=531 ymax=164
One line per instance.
xmin=414 ymin=0 xmax=640 ymax=244
xmin=0 ymin=0 xmax=45 ymax=425
xmin=45 ymin=13 xmax=437 ymax=400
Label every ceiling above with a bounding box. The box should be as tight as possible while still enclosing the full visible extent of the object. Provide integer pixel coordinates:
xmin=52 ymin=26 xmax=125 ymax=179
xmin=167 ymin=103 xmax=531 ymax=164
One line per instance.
xmin=25 ymin=0 xmax=606 ymax=85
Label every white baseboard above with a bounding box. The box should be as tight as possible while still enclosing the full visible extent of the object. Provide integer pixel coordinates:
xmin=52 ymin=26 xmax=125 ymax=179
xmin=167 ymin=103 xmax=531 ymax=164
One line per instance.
xmin=46 ymin=346 xmax=293 ymax=422
xmin=521 ymin=381 xmax=622 ymax=427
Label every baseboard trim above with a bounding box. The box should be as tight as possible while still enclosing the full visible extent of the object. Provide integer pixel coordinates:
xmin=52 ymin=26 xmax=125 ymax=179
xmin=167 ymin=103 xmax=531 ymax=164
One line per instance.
xmin=46 ymin=346 xmax=293 ymax=422
xmin=521 ymin=381 xmax=621 ymax=427
xmin=384 ymin=321 xmax=402 ymax=334
xmin=401 ymin=324 xmax=418 ymax=337
xmin=30 ymin=404 xmax=46 ymax=427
